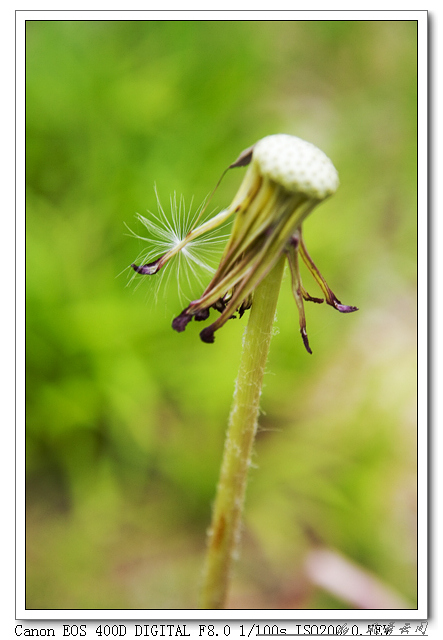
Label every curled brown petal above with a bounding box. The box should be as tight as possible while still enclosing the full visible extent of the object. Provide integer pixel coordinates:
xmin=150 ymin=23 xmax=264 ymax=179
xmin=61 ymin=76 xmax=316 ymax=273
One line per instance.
xmin=298 ymin=232 xmax=358 ymax=314
xmin=131 ymin=257 xmax=163 ymax=275
xmin=171 ymin=310 xmax=193 ymax=332
xmin=286 ymin=237 xmax=313 ymax=354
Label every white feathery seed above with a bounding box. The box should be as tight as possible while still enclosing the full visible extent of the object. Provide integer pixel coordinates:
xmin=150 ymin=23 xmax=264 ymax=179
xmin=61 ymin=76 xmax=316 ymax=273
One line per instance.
xmin=126 ymin=187 xmax=230 ymax=305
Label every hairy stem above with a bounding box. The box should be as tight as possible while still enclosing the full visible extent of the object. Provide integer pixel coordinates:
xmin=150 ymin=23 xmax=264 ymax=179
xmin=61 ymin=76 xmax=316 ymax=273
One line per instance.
xmin=199 ymin=255 xmax=286 ymax=609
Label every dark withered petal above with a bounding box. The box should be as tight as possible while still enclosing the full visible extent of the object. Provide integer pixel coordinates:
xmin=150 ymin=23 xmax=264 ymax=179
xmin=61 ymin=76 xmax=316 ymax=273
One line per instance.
xmin=301 ymin=288 xmax=324 ymax=304
xmin=131 ymin=258 xmax=163 ymax=275
xmin=325 ymin=293 xmax=359 ymax=313
xmin=228 ymin=145 xmax=255 ymax=169
xmin=171 ymin=310 xmax=193 ymax=332
xmin=301 ymin=327 xmax=312 ymax=355
xmin=286 ymin=234 xmax=313 ymax=354
xmin=200 ymin=326 xmax=216 ymax=344
xmin=213 ymin=300 xmax=227 ymax=313
xmin=172 ymin=293 xmax=246 ymax=341
xmin=298 ymin=232 xmax=358 ymax=314
xmin=194 ymin=308 xmax=211 ymax=322
xmin=238 ymin=295 xmax=253 ymax=318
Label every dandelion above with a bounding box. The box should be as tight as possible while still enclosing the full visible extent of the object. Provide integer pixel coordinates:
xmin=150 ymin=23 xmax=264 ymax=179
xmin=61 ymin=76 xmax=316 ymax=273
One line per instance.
xmin=130 ymin=134 xmax=358 ymax=609
xmin=132 ymin=134 xmax=357 ymax=352
xmin=128 ymin=187 xmax=230 ymax=306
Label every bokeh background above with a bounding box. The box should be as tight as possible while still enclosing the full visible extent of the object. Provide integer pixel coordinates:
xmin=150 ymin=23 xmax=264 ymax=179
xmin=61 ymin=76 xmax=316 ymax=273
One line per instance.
xmin=26 ymin=20 xmax=417 ymax=610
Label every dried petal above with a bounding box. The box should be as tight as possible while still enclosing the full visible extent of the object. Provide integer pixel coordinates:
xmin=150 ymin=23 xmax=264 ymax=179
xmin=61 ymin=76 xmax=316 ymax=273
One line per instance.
xmin=298 ymin=232 xmax=358 ymax=314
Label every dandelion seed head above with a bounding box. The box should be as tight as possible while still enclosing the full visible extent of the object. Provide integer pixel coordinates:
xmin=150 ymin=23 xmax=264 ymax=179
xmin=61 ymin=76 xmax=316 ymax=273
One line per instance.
xmin=253 ymin=134 xmax=339 ymax=200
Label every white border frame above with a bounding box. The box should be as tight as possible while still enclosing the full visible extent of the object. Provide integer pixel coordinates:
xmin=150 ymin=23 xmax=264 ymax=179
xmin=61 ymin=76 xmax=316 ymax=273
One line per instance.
xmin=16 ymin=9 xmax=427 ymax=622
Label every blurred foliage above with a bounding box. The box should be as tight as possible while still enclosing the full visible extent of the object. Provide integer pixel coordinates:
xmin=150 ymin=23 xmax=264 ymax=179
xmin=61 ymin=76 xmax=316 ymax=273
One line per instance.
xmin=26 ymin=20 xmax=417 ymax=610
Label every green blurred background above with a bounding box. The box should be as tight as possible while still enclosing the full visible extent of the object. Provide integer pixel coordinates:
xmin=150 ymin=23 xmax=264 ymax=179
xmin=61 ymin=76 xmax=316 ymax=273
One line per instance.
xmin=26 ymin=20 xmax=417 ymax=610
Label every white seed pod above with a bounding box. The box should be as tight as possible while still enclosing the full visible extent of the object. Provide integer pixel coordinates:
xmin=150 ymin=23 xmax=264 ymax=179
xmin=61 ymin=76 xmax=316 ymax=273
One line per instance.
xmin=252 ymin=134 xmax=339 ymax=200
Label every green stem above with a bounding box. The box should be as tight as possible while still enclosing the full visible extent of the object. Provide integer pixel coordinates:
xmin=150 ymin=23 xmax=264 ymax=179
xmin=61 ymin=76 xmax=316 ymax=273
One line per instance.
xmin=199 ymin=255 xmax=286 ymax=609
